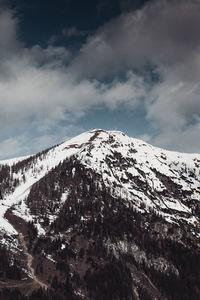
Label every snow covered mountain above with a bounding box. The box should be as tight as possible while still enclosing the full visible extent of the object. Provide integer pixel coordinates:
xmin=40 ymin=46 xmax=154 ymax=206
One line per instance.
xmin=0 ymin=129 xmax=200 ymax=299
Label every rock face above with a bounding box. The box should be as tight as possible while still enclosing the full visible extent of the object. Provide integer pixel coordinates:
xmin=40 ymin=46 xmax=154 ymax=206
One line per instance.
xmin=0 ymin=129 xmax=200 ymax=299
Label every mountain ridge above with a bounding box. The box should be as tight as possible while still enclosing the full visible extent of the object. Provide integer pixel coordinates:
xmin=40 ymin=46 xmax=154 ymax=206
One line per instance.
xmin=1 ymin=129 xmax=200 ymax=233
xmin=2 ymin=128 xmax=200 ymax=165
xmin=0 ymin=129 xmax=200 ymax=299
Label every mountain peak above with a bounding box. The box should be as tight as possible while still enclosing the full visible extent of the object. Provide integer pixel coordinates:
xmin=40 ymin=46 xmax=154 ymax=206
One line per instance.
xmin=0 ymin=129 xmax=200 ymax=299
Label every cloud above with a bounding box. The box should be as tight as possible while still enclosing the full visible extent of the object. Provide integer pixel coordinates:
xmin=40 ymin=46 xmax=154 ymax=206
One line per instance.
xmin=70 ymin=0 xmax=200 ymax=78
xmin=0 ymin=137 xmax=24 ymax=159
xmin=0 ymin=56 xmax=146 ymax=132
xmin=0 ymin=8 xmax=147 ymax=136
xmin=152 ymin=120 xmax=200 ymax=153
xmin=48 ymin=27 xmax=88 ymax=45
xmin=62 ymin=27 xmax=86 ymax=38
xmin=0 ymin=123 xmax=85 ymax=159
xmin=0 ymin=8 xmax=21 ymax=58
xmin=24 ymin=45 xmax=71 ymax=67
xmin=68 ymin=0 xmax=200 ymax=151
xmin=138 ymin=133 xmax=152 ymax=143
xmin=0 ymin=0 xmax=200 ymax=155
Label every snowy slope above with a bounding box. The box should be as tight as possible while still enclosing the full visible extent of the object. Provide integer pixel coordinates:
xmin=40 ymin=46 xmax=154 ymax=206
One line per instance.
xmin=72 ymin=130 xmax=200 ymax=225
xmin=0 ymin=131 xmax=95 ymax=234
xmin=0 ymin=129 xmax=200 ymax=235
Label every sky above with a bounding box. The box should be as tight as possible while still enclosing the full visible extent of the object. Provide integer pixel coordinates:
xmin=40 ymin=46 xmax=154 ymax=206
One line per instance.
xmin=0 ymin=0 xmax=200 ymax=159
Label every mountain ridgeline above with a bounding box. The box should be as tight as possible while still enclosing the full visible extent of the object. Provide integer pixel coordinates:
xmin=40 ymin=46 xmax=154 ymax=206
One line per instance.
xmin=0 ymin=129 xmax=199 ymax=299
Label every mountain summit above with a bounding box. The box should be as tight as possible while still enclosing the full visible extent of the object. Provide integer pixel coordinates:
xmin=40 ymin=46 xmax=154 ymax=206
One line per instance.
xmin=0 ymin=129 xmax=200 ymax=299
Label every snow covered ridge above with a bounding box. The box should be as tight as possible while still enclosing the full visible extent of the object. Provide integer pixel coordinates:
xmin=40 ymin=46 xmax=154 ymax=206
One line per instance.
xmin=0 ymin=128 xmax=200 ymax=235
xmin=71 ymin=129 xmax=200 ymax=225
xmin=0 ymin=155 xmax=31 ymax=166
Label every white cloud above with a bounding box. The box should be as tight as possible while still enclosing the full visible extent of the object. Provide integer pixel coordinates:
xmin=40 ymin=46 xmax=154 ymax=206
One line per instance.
xmin=0 ymin=49 xmax=146 ymax=133
xmin=0 ymin=0 xmax=200 ymax=154
xmin=68 ymin=0 xmax=200 ymax=151
xmin=138 ymin=133 xmax=152 ymax=143
xmin=0 ymin=137 xmax=23 ymax=159
xmin=152 ymin=121 xmax=200 ymax=153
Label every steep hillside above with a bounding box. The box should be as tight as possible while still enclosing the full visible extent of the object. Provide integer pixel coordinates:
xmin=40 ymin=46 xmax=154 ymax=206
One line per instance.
xmin=0 ymin=129 xmax=200 ymax=299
